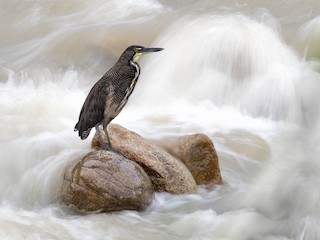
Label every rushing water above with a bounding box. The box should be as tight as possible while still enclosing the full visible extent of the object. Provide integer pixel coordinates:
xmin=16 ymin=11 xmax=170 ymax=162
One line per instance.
xmin=1 ymin=0 xmax=320 ymax=239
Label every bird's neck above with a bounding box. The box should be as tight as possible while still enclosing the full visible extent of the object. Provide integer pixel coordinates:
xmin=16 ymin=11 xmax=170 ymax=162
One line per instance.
xmin=130 ymin=60 xmax=140 ymax=74
xmin=130 ymin=61 xmax=140 ymax=82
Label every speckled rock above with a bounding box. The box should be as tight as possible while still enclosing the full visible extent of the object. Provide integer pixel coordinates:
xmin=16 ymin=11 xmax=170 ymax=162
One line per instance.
xmin=159 ymin=134 xmax=222 ymax=185
xmin=92 ymin=124 xmax=197 ymax=194
xmin=62 ymin=150 xmax=154 ymax=213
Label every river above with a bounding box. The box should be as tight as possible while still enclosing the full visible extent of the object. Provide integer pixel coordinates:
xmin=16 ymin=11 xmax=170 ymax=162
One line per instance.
xmin=1 ymin=0 xmax=320 ymax=239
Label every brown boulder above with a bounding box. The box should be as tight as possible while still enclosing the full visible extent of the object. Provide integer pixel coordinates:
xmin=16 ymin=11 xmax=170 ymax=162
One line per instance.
xmin=159 ymin=134 xmax=222 ymax=185
xmin=92 ymin=124 xmax=197 ymax=194
xmin=61 ymin=150 xmax=154 ymax=213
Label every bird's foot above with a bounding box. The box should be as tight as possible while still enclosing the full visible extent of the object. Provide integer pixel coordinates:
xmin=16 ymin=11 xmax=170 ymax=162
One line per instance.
xmin=97 ymin=143 xmax=112 ymax=151
xmin=97 ymin=142 xmax=115 ymax=151
xmin=97 ymin=145 xmax=123 ymax=156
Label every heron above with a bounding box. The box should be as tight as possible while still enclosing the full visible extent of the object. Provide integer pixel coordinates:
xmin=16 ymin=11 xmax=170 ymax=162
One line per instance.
xmin=74 ymin=45 xmax=163 ymax=149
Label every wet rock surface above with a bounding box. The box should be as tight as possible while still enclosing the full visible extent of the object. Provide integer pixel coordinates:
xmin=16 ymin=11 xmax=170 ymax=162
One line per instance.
xmin=159 ymin=134 xmax=222 ymax=185
xmin=92 ymin=124 xmax=197 ymax=194
xmin=62 ymin=150 xmax=154 ymax=213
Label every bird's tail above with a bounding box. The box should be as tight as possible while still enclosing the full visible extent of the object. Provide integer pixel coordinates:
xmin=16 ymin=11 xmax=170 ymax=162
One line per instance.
xmin=74 ymin=122 xmax=79 ymax=132
xmin=80 ymin=128 xmax=92 ymax=140
xmin=74 ymin=121 xmax=92 ymax=139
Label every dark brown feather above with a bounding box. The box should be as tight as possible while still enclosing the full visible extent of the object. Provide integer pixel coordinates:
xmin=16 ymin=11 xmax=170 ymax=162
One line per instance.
xmin=74 ymin=78 xmax=106 ymax=139
xmin=74 ymin=51 xmax=138 ymax=140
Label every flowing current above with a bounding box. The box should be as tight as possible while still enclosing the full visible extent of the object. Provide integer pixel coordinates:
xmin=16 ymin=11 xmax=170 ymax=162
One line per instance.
xmin=1 ymin=0 xmax=320 ymax=239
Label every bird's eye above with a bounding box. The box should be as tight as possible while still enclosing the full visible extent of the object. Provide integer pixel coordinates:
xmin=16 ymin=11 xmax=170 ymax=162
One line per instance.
xmin=136 ymin=47 xmax=142 ymax=52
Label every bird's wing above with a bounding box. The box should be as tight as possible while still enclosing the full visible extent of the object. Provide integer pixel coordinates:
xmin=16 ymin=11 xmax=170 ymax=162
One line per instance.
xmin=75 ymin=79 xmax=107 ymax=139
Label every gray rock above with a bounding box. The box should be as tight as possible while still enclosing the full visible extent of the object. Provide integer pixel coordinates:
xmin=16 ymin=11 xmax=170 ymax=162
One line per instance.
xmin=92 ymin=124 xmax=197 ymax=194
xmin=62 ymin=150 xmax=154 ymax=213
xmin=159 ymin=134 xmax=223 ymax=186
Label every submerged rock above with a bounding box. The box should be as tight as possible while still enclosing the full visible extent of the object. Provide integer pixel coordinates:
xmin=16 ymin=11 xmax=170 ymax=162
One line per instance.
xmin=62 ymin=150 xmax=154 ymax=213
xmin=159 ymin=134 xmax=222 ymax=185
xmin=92 ymin=124 xmax=197 ymax=194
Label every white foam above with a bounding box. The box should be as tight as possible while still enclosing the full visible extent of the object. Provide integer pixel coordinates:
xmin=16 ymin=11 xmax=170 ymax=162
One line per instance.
xmin=132 ymin=14 xmax=320 ymax=123
xmin=1 ymin=2 xmax=320 ymax=240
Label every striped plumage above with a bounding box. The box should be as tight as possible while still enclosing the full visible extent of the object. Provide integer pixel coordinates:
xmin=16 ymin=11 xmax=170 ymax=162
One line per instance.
xmin=74 ymin=45 xmax=163 ymax=148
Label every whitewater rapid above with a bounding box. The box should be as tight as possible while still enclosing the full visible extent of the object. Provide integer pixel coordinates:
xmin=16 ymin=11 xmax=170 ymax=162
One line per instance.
xmin=1 ymin=0 xmax=320 ymax=239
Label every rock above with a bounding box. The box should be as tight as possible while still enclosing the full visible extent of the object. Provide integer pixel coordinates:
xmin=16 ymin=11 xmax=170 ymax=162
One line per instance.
xmin=62 ymin=150 xmax=154 ymax=213
xmin=159 ymin=134 xmax=222 ymax=185
xmin=92 ymin=124 xmax=197 ymax=194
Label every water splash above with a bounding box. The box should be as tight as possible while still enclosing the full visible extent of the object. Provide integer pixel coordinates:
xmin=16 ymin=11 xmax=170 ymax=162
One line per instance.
xmin=133 ymin=14 xmax=320 ymax=123
xmin=1 ymin=1 xmax=320 ymax=239
xmin=296 ymin=16 xmax=320 ymax=60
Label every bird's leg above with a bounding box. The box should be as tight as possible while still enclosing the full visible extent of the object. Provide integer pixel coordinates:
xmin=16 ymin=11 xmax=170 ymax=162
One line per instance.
xmin=103 ymin=123 xmax=112 ymax=149
xmin=95 ymin=124 xmax=107 ymax=149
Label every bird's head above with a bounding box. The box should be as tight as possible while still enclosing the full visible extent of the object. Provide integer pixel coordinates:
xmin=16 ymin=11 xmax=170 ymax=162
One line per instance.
xmin=120 ymin=45 xmax=163 ymax=63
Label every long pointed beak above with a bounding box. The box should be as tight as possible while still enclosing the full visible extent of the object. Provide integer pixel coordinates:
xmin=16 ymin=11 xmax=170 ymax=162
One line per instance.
xmin=141 ymin=47 xmax=164 ymax=53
